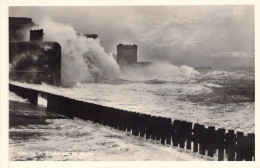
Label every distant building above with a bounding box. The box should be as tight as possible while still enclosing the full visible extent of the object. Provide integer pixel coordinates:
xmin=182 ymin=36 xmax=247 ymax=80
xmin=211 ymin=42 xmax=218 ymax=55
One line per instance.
xmin=9 ymin=17 xmax=38 ymax=41
xmin=84 ymin=34 xmax=98 ymax=39
xmin=9 ymin=17 xmax=61 ymax=86
xmin=30 ymin=29 xmax=44 ymax=42
xmin=117 ymin=44 xmax=137 ymax=67
xmin=116 ymin=44 xmax=152 ymax=68
xmin=77 ymin=33 xmax=98 ymax=39
xmin=195 ymin=67 xmax=211 ymax=70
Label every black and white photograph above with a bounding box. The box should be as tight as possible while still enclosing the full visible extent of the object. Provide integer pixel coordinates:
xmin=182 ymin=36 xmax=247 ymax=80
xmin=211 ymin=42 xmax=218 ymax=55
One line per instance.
xmin=4 ymin=5 xmax=255 ymax=162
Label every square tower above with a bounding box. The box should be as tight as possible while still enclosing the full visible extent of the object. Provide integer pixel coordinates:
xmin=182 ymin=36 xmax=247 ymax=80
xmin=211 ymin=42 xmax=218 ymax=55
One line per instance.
xmin=117 ymin=44 xmax=137 ymax=67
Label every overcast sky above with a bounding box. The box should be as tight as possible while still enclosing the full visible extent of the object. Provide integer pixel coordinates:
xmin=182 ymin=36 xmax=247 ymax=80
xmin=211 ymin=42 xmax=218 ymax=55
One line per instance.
xmin=9 ymin=6 xmax=254 ymax=69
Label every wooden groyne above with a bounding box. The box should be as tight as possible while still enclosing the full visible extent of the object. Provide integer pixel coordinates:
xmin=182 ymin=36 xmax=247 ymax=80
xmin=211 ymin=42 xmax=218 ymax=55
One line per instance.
xmin=9 ymin=83 xmax=255 ymax=161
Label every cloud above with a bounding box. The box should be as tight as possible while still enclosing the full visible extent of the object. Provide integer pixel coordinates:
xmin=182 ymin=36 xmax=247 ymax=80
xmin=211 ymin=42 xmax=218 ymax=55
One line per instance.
xmin=210 ymin=52 xmax=254 ymax=58
xmin=9 ymin=6 xmax=254 ymax=69
xmin=125 ymin=6 xmax=254 ymax=51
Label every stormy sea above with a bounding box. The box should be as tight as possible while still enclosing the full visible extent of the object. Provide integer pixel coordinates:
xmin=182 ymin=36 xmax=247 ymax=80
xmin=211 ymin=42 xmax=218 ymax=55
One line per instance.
xmin=9 ymin=19 xmax=255 ymax=161
xmin=11 ymin=67 xmax=255 ymax=133
xmin=9 ymin=67 xmax=255 ymax=161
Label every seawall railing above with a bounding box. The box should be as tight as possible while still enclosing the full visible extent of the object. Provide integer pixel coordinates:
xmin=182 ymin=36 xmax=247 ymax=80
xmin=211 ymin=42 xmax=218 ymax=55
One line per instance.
xmin=9 ymin=83 xmax=255 ymax=161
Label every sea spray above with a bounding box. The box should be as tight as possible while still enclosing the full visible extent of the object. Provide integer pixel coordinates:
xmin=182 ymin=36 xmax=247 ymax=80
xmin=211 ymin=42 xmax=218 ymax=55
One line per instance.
xmin=120 ymin=62 xmax=200 ymax=81
xmin=40 ymin=18 xmax=121 ymax=85
xmin=39 ymin=18 xmax=200 ymax=85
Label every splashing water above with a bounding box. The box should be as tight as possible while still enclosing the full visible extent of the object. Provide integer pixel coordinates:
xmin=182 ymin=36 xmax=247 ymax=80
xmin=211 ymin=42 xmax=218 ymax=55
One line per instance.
xmin=40 ymin=18 xmax=121 ymax=85
xmin=120 ymin=62 xmax=200 ymax=82
xmin=40 ymin=18 xmax=200 ymax=85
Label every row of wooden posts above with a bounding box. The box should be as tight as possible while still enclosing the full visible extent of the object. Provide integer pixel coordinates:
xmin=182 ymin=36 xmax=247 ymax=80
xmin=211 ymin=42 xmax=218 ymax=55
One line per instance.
xmin=9 ymin=83 xmax=255 ymax=161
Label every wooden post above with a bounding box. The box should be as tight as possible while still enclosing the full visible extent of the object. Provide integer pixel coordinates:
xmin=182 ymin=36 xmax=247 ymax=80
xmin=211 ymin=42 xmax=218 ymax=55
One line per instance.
xmin=9 ymin=84 xmax=38 ymax=106
xmin=111 ymin=109 xmax=119 ymax=129
xmin=47 ymin=93 xmax=54 ymax=112
xmin=132 ymin=112 xmax=140 ymax=136
xmin=155 ymin=117 xmax=161 ymax=141
xmin=158 ymin=117 xmax=170 ymax=145
xmin=80 ymin=101 xmax=88 ymax=120
xmin=226 ymin=130 xmax=236 ymax=161
xmin=118 ymin=110 xmax=124 ymax=131
xmin=27 ymin=89 xmax=38 ymax=106
xmin=47 ymin=94 xmax=64 ymax=116
xmin=172 ymin=120 xmax=180 ymax=147
xmin=207 ymin=126 xmax=216 ymax=157
xmin=142 ymin=114 xmax=150 ymax=137
xmin=101 ymin=106 xmax=107 ymax=125
xmin=70 ymin=99 xmax=79 ymax=118
xmin=121 ymin=110 xmax=128 ymax=131
xmin=171 ymin=121 xmax=176 ymax=146
xmin=150 ymin=116 xmax=157 ymax=140
xmin=106 ymin=107 xmax=114 ymax=127
xmin=250 ymin=133 xmax=255 ymax=161
xmin=139 ymin=114 xmax=146 ymax=137
xmin=244 ymin=133 xmax=255 ymax=161
xmin=179 ymin=121 xmax=186 ymax=148
xmin=193 ymin=123 xmax=200 ymax=153
xmin=90 ymin=104 xmax=98 ymax=123
xmin=136 ymin=113 xmax=142 ymax=136
xmin=236 ymin=131 xmax=244 ymax=161
xmin=131 ymin=112 xmax=137 ymax=135
xmin=126 ymin=112 xmax=133 ymax=132
xmin=124 ymin=111 xmax=131 ymax=132
xmin=100 ymin=106 xmax=107 ymax=126
xmin=186 ymin=122 xmax=192 ymax=150
xmin=159 ymin=117 xmax=166 ymax=144
xmin=106 ymin=107 xmax=113 ymax=127
xmin=80 ymin=100 xmax=88 ymax=120
xmin=59 ymin=96 xmax=67 ymax=117
xmin=217 ymin=128 xmax=225 ymax=161
xmin=145 ymin=115 xmax=152 ymax=139
xmin=122 ymin=110 xmax=128 ymax=131
xmin=198 ymin=125 xmax=206 ymax=155
xmin=165 ymin=118 xmax=172 ymax=145
xmin=96 ymin=106 xmax=103 ymax=124
xmin=85 ymin=102 xmax=93 ymax=122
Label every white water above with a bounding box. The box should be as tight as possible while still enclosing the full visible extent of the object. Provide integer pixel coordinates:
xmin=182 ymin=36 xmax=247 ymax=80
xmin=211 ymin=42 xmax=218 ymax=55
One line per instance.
xmin=10 ymin=68 xmax=255 ymax=134
xmin=9 ymin=92 xmax=28 ymax=103
xmin=9 ymin=117 xmax=210 ymax=161
xmin=39 ymin=18 xmax=200 ymax=85
xmin=120 ymin=63 xmax=200 ymax=82
xmin=40 ymin=18 xmax=120 ymax=84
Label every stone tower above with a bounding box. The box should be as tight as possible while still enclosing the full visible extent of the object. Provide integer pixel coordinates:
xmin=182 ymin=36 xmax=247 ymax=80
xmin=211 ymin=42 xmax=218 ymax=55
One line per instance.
xmin=117 ymin=44 xmax=137 ymax=67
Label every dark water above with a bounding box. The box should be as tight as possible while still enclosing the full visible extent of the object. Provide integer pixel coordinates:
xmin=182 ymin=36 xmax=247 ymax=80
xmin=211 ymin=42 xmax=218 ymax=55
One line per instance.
xmin=178 ymin=68 xmax=255 ymax=105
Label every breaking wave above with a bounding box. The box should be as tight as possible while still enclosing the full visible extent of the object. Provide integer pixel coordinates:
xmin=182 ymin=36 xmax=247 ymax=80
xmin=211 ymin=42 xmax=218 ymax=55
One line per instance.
xmin=40 ymin=18 xmax=121 ymax=85
xmin=120 ymin=62 xmax=200 ymax=82
xmin=40 ymin=18 xmax=200 ymax=86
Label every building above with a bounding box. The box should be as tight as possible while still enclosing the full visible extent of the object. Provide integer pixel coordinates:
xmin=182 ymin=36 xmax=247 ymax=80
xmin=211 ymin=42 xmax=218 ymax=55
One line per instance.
xmin=9 ymin=17 xmax=38 ymax=41
xmin=77 ymin=33 xmax=98 ymax=39
xmin=9 ymin=17 xmax=61 ymax=86
xmin=117 ymin=44 xmax=137 ymax=67
xmin=30 ymin=29 xmax=44 ymax=42
xmin=84 ymin=34 xmax=98 ymax=39
xmin=116 ymin=44 xmax=153 ymax=68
